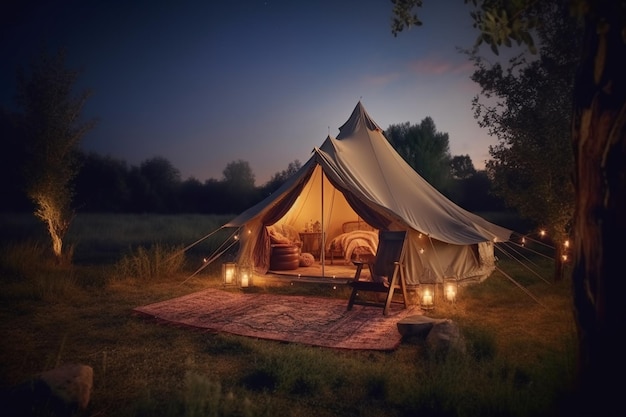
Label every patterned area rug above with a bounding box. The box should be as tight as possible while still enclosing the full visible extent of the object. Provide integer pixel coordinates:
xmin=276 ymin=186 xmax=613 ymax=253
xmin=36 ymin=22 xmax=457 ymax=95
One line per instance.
xmin=133 ymin=288 xmax=420 ymax=350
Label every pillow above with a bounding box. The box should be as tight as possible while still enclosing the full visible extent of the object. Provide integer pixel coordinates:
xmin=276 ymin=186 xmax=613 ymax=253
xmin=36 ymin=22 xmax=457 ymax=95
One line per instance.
xmin=281 ymin=224 xmax=301 ymax=244
xmin=269 ymin=229 xmax=291 ymax=245
xmin=299 ymin=252 xmax=315 ymax=267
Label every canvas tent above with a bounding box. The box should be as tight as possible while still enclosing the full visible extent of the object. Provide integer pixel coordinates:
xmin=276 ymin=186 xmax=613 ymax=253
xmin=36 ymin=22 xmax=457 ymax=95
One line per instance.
xmin=224 ymin=102 xmax=512 ymax=286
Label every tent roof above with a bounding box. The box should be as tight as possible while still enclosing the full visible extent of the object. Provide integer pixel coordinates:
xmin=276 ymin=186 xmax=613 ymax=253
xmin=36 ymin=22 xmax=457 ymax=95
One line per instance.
xmin=226 ymin=102 xmax=511 ymax=245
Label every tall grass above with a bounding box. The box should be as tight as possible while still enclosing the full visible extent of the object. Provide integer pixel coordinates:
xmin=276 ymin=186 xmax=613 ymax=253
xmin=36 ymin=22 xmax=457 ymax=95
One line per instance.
xmin=0 ymin=240 xmax=79 ymax=302
xmin=113 ymin=244 xmax=186 ymax=281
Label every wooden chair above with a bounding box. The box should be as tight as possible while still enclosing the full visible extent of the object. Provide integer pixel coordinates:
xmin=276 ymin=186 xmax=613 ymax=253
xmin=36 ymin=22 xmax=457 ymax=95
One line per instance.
xmin=346 ymin=230 xmax=408 ymax=315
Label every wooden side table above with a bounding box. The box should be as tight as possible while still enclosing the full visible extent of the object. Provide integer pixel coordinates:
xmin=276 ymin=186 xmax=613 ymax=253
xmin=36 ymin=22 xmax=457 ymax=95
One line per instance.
xmin=299 ymin=232 xmax=324 ymax=259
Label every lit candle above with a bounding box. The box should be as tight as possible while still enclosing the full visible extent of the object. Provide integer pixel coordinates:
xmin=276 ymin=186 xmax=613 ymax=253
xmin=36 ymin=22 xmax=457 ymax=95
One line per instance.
xmin=423 ymin=291 xmax=433 ymax=306
xmin=240 ymin=273 xmax=249 ymax=287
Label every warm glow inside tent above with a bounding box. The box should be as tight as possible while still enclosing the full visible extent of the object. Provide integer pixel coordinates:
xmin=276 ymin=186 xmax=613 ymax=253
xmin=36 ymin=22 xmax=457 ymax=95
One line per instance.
xmin=224 ymin=102 xmax=512 ymax=286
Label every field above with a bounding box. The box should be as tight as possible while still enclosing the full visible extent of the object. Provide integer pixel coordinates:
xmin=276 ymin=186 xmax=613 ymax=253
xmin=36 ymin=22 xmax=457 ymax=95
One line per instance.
xmin=0 ymin=213 xmax=578 ymax=416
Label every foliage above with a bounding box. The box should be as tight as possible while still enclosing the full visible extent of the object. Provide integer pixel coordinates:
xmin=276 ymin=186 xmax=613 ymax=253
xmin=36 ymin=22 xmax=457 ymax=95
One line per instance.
xmin=470 ymin=2 xmax=579 ymax=246
xmin=450 ymin=170 xmax=506 ymax=213
xmin=450 ymin=154 xmax=476 ymax=180
xmin=129 ymin=157 xmax=182 ymax=213
xmin=14 ymin=48 xmax=96 ymax=262
xmin=391 ymin=1 xmax=626 ymax=414
xmin=392 ymin=0 xmax=540 ymax=55
xmin=385 ymin=117 xmax=452 ymax=192
xmin=222 ymin=159 xmax=255 ymax=190
xmin=75 ymin=152 xmax=132 ymax=212
xmin=260 ymin=159 xmax=302 ymax=196
xmin=113 ymin=244 xmax=185 ymax=281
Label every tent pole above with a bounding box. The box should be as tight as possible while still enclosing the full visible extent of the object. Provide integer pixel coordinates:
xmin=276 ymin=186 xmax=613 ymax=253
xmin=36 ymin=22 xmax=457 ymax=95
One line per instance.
xmin=321 ymin=167 xmax=325 ymax=277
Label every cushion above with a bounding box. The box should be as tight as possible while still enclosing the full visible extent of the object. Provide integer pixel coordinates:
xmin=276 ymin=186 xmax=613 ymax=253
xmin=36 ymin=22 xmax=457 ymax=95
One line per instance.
xmin=299 ymin=252 xmax=315 ymax=267
xmin=280 ymin=224 xmax=302 ymax=244
xmin=269 ymin=229 xmax=291 ymax=245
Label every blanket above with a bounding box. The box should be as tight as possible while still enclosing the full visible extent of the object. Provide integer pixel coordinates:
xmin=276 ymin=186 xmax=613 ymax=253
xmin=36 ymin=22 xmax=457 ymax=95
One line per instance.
xmin=328 ymin=230 xmax=378 ymax=264
xmin=133 ymin=288 xmax=419 ymax=350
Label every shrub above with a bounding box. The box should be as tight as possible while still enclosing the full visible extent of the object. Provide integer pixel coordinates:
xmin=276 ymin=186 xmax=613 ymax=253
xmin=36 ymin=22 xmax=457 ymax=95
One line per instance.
xmin=113 ymin=244 xmax=185 ymax=281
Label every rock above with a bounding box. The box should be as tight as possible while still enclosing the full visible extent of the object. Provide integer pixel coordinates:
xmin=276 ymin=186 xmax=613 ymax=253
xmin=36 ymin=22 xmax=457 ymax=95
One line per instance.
xmin=425 ymin=319 xmax=466 ymax=355
xmin=2 ymin=363 xmax=93 ymax=417
xmin=396 ymin=315 xmax=445 ymax=339
xmin=39 ymin=363 xmax=93 ymax=412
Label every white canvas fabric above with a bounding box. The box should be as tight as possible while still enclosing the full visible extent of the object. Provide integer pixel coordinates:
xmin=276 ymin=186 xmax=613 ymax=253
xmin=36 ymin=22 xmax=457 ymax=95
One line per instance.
xmin=225 ymin=102 xmax=511 ymax=285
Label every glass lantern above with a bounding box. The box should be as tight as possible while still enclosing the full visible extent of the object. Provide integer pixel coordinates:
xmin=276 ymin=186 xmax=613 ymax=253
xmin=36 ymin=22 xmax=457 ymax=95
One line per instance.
xmin=238 ymin=264 xmax=252 ymax=288
xmin=419 ymin=283 xmax=436 ymax=310
xmin=222 ymin=262 xmax=237 ymax=286
xmin=443 ymin=277 xmax=459 ymax=303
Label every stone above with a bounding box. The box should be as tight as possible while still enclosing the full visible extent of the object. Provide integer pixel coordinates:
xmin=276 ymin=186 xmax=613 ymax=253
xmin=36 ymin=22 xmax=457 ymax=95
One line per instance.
xmin=425 ymin=319 xmax=466 ymax=354
xmin=39 ymin=363 xmax=93 ymax=412
xmin=2 ymin=363 xmax=93 ymax=417
xmin=396 ymin=314 xmax=445 ymax=338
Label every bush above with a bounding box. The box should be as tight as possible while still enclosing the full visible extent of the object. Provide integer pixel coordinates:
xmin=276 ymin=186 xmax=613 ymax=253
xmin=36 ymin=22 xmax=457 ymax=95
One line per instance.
xmin=113 ymin=244 xmax=185 ymax=281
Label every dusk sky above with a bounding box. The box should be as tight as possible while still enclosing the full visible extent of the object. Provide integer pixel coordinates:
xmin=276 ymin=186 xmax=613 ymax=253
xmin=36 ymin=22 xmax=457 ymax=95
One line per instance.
xmin=2 ymin=0 xmax=509 ymax=185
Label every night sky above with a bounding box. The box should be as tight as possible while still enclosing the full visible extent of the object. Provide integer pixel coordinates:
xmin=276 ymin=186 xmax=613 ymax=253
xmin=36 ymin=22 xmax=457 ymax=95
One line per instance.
xmin=1 ymin=0 xmax=504 ymax=184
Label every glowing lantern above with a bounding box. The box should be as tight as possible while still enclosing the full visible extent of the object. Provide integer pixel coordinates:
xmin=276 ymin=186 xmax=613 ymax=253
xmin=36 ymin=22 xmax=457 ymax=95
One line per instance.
xmin=419 ymin=283 xmax=435 ymax=310
xmin=443 ymin=277 xmax=458 ymax=303
xmin=238 ymin=264 xmax=252 ymax=288
xmin=222 ymin=262 xmax=237 ymax=286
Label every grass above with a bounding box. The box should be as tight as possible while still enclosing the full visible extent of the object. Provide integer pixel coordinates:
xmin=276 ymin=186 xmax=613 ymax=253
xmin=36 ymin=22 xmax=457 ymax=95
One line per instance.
xmin=0 ymin=212 xmax=577 ymax=416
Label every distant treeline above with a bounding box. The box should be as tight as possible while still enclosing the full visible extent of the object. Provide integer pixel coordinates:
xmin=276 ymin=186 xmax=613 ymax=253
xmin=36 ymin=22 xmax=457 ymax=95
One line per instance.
xmin=2 ymin=151 xmax=504 ymax=215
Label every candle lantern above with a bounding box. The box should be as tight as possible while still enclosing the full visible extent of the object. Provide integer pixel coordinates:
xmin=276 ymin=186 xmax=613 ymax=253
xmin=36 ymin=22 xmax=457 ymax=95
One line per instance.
xmin=443 ymin=277 xmax=459 ymax=303
xmin=419 ymin=283 xmax=436 ymax=310
xmin=418 ymin=268 xmax=436 ymax=310
xmin=222 ymin=262 xmax=237 ymax=286
xmin=238 ymin=264 xmax=252 ymax=288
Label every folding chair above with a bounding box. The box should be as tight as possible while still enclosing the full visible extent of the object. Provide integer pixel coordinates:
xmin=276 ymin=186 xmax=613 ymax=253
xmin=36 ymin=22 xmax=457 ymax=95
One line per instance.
xmin=346 ymin=230 xmax=408 ymax=315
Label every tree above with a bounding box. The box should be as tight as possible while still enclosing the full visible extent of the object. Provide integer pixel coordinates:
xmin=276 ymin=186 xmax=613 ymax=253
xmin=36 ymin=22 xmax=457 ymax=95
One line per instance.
xmin=469 ymin=2 xmax=578 ymax=281
xmin=261 ymin=159 xmax=302 ymax=195
xmin=391 ymin=0 xmax=626 ymax=414
xmin=450 ymin=154 xmax=477 ymax=179
xmin=15 ymin=48 xmax=96 ymax=263
xmin=221 ymin=160 xmax=257 ymax=213
xmin=385 ymin=117 xmax=452 ymax=192
xmin=75 ymin=152 xmax=131 ymax=212
xmin=222 ymin=159 xmax=255 ymax=190
xmin=126 ymin=157 xmax=181 ymax=213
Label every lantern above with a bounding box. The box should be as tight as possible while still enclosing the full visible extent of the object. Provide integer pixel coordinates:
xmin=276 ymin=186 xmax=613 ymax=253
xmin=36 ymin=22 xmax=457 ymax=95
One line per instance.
xmin=419 ymin=283 xmax=436 ymax=310
xmin=443 ymin=277 xmax=458 ymax=303
xmin=238 ymin=264 xmax=252 ymax=288
xmin=222 ymin=262 xmax=237 ymax=286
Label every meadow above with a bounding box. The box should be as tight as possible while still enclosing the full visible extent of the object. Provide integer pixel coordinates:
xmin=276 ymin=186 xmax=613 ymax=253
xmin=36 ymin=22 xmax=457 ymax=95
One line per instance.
xmin=0 ymin=213 xmax=577 ymax=417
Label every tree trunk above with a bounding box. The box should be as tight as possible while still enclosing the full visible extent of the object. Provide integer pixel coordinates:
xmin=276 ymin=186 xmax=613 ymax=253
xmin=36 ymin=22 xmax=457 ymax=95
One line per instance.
xmin=553 ymin=248 xmax=564 ymax=282
xmin=571 ymin=2 xmax=626 ymax=415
